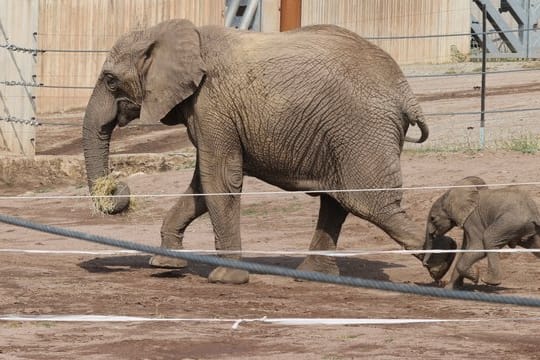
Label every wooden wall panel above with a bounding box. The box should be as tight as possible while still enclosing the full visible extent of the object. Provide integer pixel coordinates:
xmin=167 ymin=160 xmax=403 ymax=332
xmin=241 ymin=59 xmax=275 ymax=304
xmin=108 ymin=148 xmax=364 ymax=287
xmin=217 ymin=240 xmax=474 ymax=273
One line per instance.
xmin=301 ymin=0 xmax=471 ymax=64
xmin=36 ymin=0 xmax=225 ymax=114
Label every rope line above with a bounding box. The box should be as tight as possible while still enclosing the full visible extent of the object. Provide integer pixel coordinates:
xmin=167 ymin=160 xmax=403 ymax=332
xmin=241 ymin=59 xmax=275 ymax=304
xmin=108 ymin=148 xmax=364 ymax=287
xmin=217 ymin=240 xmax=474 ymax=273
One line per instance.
xmin=1 ymin=213 xmax=540 ymax=307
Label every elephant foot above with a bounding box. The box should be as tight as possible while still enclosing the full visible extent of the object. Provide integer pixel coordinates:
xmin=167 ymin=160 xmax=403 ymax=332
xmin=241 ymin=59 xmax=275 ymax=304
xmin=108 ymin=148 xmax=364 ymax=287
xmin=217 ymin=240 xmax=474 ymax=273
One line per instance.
xmin=445 ymin=277 xmax=464 ymax=290
xmin=149 ymin=255 xmax=188 ymax=269
xmin=469 ymin=267 xmax=480 ymax=284
xmin=481 ymin=273 xmax=501 ymax=286
xmin=297 ymin=255 xmax=339 ymax=275
xmin=208 ymin=266 xmax=249 ymax=284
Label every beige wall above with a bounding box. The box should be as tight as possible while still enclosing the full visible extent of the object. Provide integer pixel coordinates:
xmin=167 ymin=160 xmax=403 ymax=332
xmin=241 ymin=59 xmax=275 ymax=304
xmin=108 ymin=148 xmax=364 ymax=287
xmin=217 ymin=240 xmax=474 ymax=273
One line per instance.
xmin=301 ymin=0 xmax=471 ymax=64
xmin=36 ymin=0 xmax=225 ymax=114
xmin=0 ymin=0 xmax=38 ymax=156
xmin=35 ymin=0 xmax=472 ymax=115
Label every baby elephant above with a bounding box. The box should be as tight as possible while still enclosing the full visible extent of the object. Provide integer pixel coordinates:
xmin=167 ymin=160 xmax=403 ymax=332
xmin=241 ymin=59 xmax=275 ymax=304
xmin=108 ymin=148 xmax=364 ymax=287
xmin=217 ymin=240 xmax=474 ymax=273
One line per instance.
xmin=424 ymin=176 xmax=540 ymax=289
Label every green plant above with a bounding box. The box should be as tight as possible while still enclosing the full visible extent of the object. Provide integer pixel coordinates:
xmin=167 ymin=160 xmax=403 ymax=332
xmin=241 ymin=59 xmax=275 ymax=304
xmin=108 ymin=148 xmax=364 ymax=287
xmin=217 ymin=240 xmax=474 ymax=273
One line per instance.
xmin=522 ymin=61 xmax=540 ymax=69
xmin=498 ymin=134 xmax=540 ymax=154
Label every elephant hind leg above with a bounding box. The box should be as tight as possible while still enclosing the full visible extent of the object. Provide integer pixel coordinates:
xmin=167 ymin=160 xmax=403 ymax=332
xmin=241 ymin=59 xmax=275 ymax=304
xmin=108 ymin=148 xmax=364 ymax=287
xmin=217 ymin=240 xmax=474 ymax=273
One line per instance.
xmin=446 ymin=251 xmax=484 ymax=289
xmin=297 ymin=195 xmax=348 ymax=275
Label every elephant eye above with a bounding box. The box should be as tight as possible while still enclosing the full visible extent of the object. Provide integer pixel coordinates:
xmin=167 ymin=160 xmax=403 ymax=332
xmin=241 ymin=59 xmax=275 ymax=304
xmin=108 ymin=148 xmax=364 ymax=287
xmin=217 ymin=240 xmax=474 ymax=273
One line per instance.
xmin=104 ymin=73 xmax=120 ymax=92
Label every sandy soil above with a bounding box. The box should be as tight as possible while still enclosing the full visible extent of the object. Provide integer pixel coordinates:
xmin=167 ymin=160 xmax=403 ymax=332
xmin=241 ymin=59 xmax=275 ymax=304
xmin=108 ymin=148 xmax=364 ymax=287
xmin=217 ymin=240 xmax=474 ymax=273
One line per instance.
xmin=0 ymin=62 xmax=540 ymax=359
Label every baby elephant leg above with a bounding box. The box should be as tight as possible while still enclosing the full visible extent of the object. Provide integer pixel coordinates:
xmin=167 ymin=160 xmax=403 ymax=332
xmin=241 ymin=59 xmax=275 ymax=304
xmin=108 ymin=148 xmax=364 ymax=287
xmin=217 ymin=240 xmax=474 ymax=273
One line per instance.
xmin=480 ymin=222 xmax=522 ymax=286
xmin=481 ymin=252 xmax=502 ymax=286
xmin=446 ymin=251 xmax=484 ymax=289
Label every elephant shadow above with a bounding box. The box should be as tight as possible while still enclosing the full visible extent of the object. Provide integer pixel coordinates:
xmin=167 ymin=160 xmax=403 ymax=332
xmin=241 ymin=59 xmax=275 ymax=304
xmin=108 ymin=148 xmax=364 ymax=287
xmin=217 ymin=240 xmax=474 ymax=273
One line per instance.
xmin=453 ymin=283 xmax=512 ymax=293
xmin=78 ymin=254 xmax=400 ymax=282
xmin=79 ymin=255 xmax=154 ymax=273
xmin=78 ymin=256 xmax=514 ymax=292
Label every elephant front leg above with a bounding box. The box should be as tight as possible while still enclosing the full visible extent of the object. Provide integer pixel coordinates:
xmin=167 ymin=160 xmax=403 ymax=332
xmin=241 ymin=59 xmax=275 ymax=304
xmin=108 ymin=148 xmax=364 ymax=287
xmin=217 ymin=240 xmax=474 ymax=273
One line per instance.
xmin=205 ymin=193 xmax=248 ymax=284
xmin=481 ymin=252 xmax=502 ymax=286
xmin=150 ymin=171 xmax=208 ymax=268
xmin=199 ymin=146 xmax=249 ymax=284
xmin=445 ymin=251 xmax=483 ymax=289
xmin=297 ymin=195 xmax=348 ymax=275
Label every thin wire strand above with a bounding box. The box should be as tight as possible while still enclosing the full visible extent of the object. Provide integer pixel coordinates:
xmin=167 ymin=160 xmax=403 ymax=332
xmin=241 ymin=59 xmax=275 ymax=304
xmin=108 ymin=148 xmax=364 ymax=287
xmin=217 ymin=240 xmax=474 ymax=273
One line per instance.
xmin=2 ymin=27 xmax=539 ymax=53
xmin=1 ymin=181 xmax=539 ymax=200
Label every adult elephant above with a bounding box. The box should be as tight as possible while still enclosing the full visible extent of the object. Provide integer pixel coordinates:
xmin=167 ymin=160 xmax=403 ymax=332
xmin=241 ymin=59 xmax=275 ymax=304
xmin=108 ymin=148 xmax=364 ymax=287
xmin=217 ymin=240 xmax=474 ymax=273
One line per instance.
xmin=82 ymin=19 xmax=455 ymax=284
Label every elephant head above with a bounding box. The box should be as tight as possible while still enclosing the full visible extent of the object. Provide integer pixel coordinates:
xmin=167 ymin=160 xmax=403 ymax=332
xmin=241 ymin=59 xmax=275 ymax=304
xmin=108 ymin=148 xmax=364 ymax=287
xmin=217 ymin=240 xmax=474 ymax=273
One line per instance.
xmin=82 ymin=19 xmax=206 ymax=213
xmin=423 ymin=176 xmax=487 ymax=266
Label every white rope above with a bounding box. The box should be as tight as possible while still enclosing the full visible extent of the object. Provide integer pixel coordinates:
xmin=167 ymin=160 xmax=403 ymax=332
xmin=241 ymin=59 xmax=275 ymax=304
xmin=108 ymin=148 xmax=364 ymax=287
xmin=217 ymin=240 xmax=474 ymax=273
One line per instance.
xmin=1 ymin=248 xmax=539 ymax=256
xmin=1 ymin=314 xmax=539 ymax=329
xmin=1 ymin=181 xmax=539 ymax=200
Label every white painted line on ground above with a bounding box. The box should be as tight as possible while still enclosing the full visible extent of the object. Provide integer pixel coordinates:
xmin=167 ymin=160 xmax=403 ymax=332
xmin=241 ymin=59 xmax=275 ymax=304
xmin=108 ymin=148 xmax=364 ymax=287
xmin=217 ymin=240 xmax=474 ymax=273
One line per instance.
xmin=1 ymin=315 xmax=539 ymax=330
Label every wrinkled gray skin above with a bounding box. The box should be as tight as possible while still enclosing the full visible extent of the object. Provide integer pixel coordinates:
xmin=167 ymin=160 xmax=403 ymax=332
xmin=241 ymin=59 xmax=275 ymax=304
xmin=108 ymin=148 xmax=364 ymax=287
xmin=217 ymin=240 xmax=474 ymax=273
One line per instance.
xmin=425 ymin=176 xmax=540 ymax=289
xmin=82 ymin=19 xmax=456 ymax=284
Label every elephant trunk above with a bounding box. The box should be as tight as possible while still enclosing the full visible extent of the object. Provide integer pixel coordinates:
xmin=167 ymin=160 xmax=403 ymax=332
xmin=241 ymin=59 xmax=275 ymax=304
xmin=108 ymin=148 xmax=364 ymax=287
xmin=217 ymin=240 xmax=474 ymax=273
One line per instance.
xmin=82 ymin=81 xmax=130 ymax=214
xmin=422 ymin=221 xmax=436 ymax=265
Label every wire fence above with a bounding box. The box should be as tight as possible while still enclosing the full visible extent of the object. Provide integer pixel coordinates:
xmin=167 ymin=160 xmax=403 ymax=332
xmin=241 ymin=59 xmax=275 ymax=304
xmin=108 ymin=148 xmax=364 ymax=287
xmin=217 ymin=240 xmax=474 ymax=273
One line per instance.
xmin=0 ymin=4 xmax=540 ymax=306
xmin=2 ymin=27 xmax=540 ymax=141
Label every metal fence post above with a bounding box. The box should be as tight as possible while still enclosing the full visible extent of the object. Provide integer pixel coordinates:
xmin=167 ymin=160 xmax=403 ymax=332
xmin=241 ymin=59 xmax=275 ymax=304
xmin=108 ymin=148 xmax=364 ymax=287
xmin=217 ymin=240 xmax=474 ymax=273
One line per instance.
xmin=480 ymin=2 xmax=487 ymax=149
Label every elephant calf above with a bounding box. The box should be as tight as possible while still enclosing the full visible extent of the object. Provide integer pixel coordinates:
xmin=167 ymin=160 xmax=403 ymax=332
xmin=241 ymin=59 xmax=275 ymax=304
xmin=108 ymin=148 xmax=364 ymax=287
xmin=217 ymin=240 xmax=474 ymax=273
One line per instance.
xmin=424 ymin=176 xmax=540 ymax=289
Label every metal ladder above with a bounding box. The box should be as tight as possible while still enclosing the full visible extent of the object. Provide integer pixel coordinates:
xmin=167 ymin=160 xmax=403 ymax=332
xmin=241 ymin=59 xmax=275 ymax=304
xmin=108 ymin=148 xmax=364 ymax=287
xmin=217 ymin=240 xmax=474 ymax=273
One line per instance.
xmin=225 ymin=0 xmax=261 ymax=31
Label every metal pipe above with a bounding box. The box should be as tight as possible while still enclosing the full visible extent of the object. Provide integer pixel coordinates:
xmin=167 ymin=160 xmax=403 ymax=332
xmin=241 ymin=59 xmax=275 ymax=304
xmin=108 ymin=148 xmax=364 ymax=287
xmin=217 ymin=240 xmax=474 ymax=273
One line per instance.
xmin=225 ymin=0 xmax=241 ymax=27
xmin=239 ymin=0 xmax=259 ymax=30
xmin=480 ymin=2 xmax=487 ymax=149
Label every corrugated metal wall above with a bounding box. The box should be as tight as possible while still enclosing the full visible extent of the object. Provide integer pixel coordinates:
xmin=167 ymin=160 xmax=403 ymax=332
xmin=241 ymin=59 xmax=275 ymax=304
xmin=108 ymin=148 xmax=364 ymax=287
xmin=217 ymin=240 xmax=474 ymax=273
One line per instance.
xmin=301 ymin=0 xmax=471 ymax=64
xmin=36 ymin=0 xmax=225 ymax=114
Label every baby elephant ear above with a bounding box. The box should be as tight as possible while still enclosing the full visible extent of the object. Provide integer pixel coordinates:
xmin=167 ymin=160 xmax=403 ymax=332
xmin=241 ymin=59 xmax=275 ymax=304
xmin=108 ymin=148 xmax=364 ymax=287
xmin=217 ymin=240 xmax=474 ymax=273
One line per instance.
xmin=139 ymin=19 xmax=206 ymax=124
xmin=443 ymin=176 xmax=486 ymax=227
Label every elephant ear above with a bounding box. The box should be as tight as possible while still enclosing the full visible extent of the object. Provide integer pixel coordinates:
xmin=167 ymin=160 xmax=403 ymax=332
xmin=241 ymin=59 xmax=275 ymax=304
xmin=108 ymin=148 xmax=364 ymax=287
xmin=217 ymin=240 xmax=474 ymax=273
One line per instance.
xmin=443 ymin=176 xmax=485 ymax=227
xmin=138 ymin=19 xmax=206 ymax=125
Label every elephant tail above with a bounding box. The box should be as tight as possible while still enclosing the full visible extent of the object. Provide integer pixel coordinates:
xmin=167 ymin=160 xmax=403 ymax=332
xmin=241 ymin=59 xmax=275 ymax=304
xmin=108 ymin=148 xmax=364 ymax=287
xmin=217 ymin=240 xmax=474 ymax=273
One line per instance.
xmin=404 ymin=117 xmax=429 ymax=143
xmin=401 ymin=83 xmax=429 ymax=143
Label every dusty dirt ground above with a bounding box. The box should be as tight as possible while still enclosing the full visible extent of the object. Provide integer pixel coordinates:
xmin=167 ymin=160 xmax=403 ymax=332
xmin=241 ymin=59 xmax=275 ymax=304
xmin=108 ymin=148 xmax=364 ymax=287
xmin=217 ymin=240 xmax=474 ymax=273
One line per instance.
xmin=1 ymin=62 xmax=540 ymax=359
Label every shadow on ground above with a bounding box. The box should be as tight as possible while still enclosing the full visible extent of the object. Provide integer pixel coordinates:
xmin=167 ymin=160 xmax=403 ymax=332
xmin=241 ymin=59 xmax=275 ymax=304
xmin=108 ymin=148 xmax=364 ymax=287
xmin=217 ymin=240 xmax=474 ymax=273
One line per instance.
xmin=78 ymin=254 xmax=401 ymax=282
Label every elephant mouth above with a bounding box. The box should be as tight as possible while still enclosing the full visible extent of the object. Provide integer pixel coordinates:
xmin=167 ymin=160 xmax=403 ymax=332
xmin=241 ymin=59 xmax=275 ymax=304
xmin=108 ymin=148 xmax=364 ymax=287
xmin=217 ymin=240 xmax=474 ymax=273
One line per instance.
xmin=116 ymin=98 xmax=142 ymax=127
